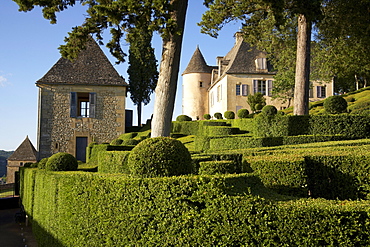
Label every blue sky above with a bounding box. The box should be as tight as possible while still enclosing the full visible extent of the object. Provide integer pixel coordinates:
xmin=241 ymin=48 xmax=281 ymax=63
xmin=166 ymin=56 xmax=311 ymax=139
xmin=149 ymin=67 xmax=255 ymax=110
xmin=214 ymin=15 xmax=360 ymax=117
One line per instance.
xmin=0 ymin=0 xmax=240 ymax=151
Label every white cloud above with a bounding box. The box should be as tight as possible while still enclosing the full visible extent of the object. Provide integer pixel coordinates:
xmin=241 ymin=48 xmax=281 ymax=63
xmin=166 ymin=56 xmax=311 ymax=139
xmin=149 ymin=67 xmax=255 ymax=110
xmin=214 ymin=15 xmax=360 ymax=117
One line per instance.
xmin=0 ymin=75 xmax=7 ymax=87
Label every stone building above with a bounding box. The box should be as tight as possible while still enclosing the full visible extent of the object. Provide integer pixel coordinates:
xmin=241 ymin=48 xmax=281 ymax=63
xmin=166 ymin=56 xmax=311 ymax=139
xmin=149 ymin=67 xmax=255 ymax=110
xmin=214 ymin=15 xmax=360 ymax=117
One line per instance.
xmin=182 ymin=33 xmax=334 ymax=119
xmin=7 ymin=136 xmax=37 ymax=184
xmin=36 ymin=38 xmax=128 ymax=161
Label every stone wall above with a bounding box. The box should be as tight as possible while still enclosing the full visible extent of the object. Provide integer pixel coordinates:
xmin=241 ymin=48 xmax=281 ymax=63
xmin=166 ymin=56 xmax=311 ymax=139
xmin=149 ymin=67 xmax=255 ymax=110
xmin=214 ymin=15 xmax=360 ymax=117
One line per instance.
xmin=37 ymin=84 xmax=126 ymax=160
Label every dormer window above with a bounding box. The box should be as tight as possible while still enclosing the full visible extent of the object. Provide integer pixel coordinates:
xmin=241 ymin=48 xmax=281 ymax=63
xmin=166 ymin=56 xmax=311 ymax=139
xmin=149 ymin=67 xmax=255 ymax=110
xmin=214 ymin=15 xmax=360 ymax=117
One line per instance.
xmin=255 ymin=58 xmax=267 ymax=70
xmin=70 ymin=92 xmax=96 ymax=118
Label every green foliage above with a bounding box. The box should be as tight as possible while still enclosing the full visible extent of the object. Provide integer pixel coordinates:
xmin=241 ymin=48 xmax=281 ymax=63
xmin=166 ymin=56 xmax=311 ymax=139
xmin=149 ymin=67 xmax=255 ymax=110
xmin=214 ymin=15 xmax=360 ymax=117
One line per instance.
xmin=214 ymin=112 xmax=223 ymax=119
xmin=110 ymin=138 xmax=123 ymax=145
xmin=176 ymin=115 xmax=192 ymax=122
xmin=171 ymin=121 xmax=199 ymax=135
xmin=224 ymin=111 xmax=235 ymax=119
xmin=247 ymin=93 xmax=266 ymax=112
xmin=262 ymin=105 xmax=278 ymax=115
xmin=203 ymin=113 xmax=211 ymax=120
xmin=237 ymin=108 xmax=249 ymax=118
xmin=45 ymin=153 xmax=78 ymax=171
xmin=98 ymin=151 xmax=130 ymax=174
xmin=122 ymin=139 xmax=140 ymax=146
xmin=199 ymin=160 xmax=238 ymax=175
xmin=118 ymin=132 xmax=138 ymax=140
xmin=127 ymin=137 xmax=193 ymax=178
xmin=324 ymin=95 xmax=348 ymax=114
xmin=37 ymin=158 xmax=49 ymax=170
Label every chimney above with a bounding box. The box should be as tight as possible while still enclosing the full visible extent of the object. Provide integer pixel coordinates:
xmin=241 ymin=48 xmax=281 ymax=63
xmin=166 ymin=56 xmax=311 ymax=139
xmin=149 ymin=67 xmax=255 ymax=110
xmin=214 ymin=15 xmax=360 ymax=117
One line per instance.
xmin=234 ymin=32 xmax=243 ymax=44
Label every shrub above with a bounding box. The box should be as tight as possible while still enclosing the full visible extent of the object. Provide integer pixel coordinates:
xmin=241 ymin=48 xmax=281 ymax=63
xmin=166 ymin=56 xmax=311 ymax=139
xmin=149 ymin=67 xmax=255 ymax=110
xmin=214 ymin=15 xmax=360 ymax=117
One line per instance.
xmin=118 ymin=132 xmax=138 ymax=140
xmin=45 ymin=152 xmax=78 ymax=171
xmin=247 ymin=92 xmax=266 ymax=112
xmin=324 ymin=95 xmax=348 ymax=114
xmin=110 ymin=138 xmax=123 ymax=145
xmin=176 ymin=115 xmax=192 ymax=121
xmin=203 ymin=113 xmax=211 ymax=120
xmin=262 ymin=105 xmax=278 ymax=116
xmin=127 ymin=137 xmax=193 ymax=177
xmin=345 ymin=96 xmax=355 ymax=102
xmin=214 ymin=112 xmax=223 ymax=119
xmin=37 ymin=158 xmax=49 ymax=169
xmin=199 ymin=160 xmax=237 ymax=175
xmin=224 ymin=111 xmax=235 ymax=119
xmin=122 ymin=139 xmax=140 ymax=146
xmin=237 ymin=109 xmax=249 ymax=118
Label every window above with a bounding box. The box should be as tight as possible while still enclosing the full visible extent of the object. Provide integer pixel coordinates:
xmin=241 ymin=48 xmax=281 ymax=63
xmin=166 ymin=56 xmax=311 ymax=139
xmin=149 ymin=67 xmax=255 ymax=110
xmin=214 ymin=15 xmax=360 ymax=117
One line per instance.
xmin=210 ymin=92 xmax=214 ymax=106
xmin=199 ymin=81 xmax=203 ymax=87
xmin=317 ymin=86 xmax=326 ymax=98
xmin=236 ymin=84 xmax=249 ymax=96
xmin=253 ymin=80 xmax=273 ymax=96
xmin=217 ymin=85 xmax=222 ymax=102
xmin=70 ymin=92 xmax=96 ymax=118
xmin=255 ymin=58 xmax=267 ymax=70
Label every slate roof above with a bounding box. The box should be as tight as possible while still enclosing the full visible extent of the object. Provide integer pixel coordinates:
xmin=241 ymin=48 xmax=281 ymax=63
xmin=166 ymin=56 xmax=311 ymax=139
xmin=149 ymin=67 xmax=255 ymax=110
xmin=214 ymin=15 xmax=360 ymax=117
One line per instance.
xmin=221 ymin=36 xmax=275 ymax=75
xmin=37 ymin=38 xmax=127 ymax=86
xmin=182 ymin=46 xmax=213 ymax=75
xmin=7 ymin=136 xmax=37 ymax=161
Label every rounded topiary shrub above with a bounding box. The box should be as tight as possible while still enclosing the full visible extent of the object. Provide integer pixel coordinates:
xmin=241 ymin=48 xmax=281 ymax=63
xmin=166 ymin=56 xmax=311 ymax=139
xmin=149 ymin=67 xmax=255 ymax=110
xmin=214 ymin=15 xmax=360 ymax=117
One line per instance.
xmin=110 ymin=138 xmax=123 ymax=145
xmin=237 ymin=108 xmax=249 ymax=118
xmin=37 ymin=157 xmax=49 ymax=169
xmin=127 ymin=137 xmax=192 ymax=178
xmin=224 ymin=111 xmax=235 ymax=119
xmin=324 ymin=95 xmax=348 ymax=114
xmin=203 ymin=113 xmax=211 ymax=120
xmin=45 ymin=152 xmax=78 ymax=171
xmin=255 ymin=103 xmax=264 ymax=111
xmin=262 ymin=105 xmax=278 ymax=116
xmin=176 ymin=115 xmax=192 ymax=121
xmin=214 ymin=112 xmax=223 ymax=119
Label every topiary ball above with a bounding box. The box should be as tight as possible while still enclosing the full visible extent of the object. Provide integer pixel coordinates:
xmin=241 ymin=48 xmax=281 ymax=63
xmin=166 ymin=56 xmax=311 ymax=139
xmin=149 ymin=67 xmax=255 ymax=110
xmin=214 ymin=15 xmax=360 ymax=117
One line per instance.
xmin=255 ymin=103 xmax=264 ymax=111
xmin=203 ymin=113 xmax=211 ymax=120
xmin=262 ymin=105 xmax=278 ymax=116
xmin=176 ymin=115 xmax=192 ymax=121
xmin=224 ymin=111 xmax=235 ymax=119
xmin=45 ymin=152 xmax=78 ymax=171
xmin=214 ymin=112 xmax=223 ymax=119
xmin=237 ymin=108 xmax=249 ymax=118
xmin=324 ymin=95 xmax=348 ymax=114
xmin=127 ymin=137 xmax=192 ymax=178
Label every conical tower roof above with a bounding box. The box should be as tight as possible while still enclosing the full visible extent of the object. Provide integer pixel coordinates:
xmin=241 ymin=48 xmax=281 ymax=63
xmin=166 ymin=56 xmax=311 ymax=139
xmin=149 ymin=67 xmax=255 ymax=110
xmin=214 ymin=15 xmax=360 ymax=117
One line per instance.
xmin=182 ymin=46 xmax=212 ymax=75
xmin=7 ymin=136 xmax=37 ymax=161
xmin=37 ymin=37 xmax=127 ymax=86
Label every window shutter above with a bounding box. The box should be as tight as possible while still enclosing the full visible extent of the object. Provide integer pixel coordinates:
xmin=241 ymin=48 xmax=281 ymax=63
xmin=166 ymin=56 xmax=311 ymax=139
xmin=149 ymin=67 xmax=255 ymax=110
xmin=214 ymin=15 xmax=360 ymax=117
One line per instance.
xmin=253 ymin=80 xmax=258 ymax=94
xmin=89 ymin=92 xmax=96 ymax=118
xmin=309 ymin=88 xmax=313 ymax=98
xmin=267 ymin=80 xmax=273 ymax=96
xmin=242 ymin=84 xmax=248 ymax=96
xmin=70 ymin=92 xmax=77 ymax=118
xmin=317 ymin=86 xmax=321 ymax=98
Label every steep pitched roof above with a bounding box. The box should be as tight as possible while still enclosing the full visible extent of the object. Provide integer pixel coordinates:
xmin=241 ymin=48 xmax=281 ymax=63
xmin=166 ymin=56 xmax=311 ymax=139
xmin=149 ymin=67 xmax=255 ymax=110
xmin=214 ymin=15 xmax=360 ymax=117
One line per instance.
xmin=37 ymin=38 xmax=127 ymax=86
xmin=182 ymin=46 xmax=213 ymax=75
xmin=8 ymin=136 xmax=37 ymax=161
xmin=221 ymin=34 xmax=275 ymax=75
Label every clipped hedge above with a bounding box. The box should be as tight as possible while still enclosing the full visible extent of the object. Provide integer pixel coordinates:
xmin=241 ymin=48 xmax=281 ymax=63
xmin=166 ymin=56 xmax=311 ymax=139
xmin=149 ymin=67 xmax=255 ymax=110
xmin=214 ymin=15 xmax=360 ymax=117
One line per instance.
xmin=98 ymin=151 xmax=130 ymax=174
xmin=20 ymin=169 xmax=370 ymax=246
xmin=171 ymin=121 xmax=199 ymax=135
xmin=199 ymin=160 xmax=237 ymax=175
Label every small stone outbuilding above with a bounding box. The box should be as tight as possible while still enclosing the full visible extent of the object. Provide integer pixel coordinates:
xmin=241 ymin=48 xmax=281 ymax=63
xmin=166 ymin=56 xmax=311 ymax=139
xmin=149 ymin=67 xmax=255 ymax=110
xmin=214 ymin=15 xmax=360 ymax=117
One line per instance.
xmin=36 ymin=38 xmax=128 ymax=161
xmin=7 ymin=136 xmax=37 ymax=184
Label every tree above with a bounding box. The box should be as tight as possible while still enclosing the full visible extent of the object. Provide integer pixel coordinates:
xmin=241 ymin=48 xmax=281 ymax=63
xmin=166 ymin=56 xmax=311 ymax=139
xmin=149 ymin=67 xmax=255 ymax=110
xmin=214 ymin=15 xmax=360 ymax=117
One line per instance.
xmin=14 ymin=0 xmax=188 ymax=137
xmin=247 ymin=92 xmax=266 ymax=113
xmin=126 ymin=26 xmax=158 ymax=127
xmin=200 ymin=0 xmax=322 ymax=115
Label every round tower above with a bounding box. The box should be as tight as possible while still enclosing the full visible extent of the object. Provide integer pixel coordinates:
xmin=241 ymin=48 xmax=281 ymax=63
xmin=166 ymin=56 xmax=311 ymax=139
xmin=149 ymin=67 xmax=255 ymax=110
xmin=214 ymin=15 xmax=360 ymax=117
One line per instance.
xmin=182 ymin=46 xmax=212 ymax=120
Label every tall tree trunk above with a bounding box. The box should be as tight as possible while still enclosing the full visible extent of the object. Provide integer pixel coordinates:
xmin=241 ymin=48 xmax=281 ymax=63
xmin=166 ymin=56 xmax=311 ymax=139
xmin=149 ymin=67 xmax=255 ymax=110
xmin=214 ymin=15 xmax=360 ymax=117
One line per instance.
xmin=151 ymin=0 xmax=188 ymax=137
xmin=137 ymin=102 xmax=142 ymax=127
xmin=355 ymin=74 xmax=359 ymax=90
xmin=293 ymin=14 xmax=312 ymax=115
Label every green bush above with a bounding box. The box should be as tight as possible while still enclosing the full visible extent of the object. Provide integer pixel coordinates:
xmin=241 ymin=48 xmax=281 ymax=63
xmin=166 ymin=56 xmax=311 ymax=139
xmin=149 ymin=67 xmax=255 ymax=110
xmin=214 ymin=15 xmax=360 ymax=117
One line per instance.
xmin=37 ymin=157 xmax=49 ymax=169
xmin=118 ymin=132 xmax=138 ymax=140
xmin=237 ymin=108 xmax=249 ymax=118
xmin=262 ymin=105 xmax=278 ymax=116
xmin=110 ymin=138 xmax=123 ymax=145
xmin=171 ymin=121 xmax=199 ymax=135
xmin=203 ymin=113 xmax=211 ymax=120
xmin=324 ymin=95 xmax=348 ymax=114
xmin=122 ymin=139 xmax=140 ymax=146
xmin=224 ymin=111 xmax=235 ymax=119
xmin=176 ymin=115 xmax=192 ymax=121
xmin=45 ymin=152 xmax=78 ymax=171
xmin=199 ymin=160 xmax=237 ymax=175
xmin=98 ymin=151 xmax=130 ymax=174
xmin=127 ymin=137 xmax=193 ymax=177
xmin=214 ymin=112 xmax=223 ymax=119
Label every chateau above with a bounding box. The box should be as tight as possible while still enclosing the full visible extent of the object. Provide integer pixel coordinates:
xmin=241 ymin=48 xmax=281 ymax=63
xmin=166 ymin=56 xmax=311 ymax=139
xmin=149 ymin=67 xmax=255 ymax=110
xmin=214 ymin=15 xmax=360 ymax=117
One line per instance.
xmin=182 ymin=33 xmax=333 ymax=120
xmin=36 ymin=38 xmax=128 ymax=161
